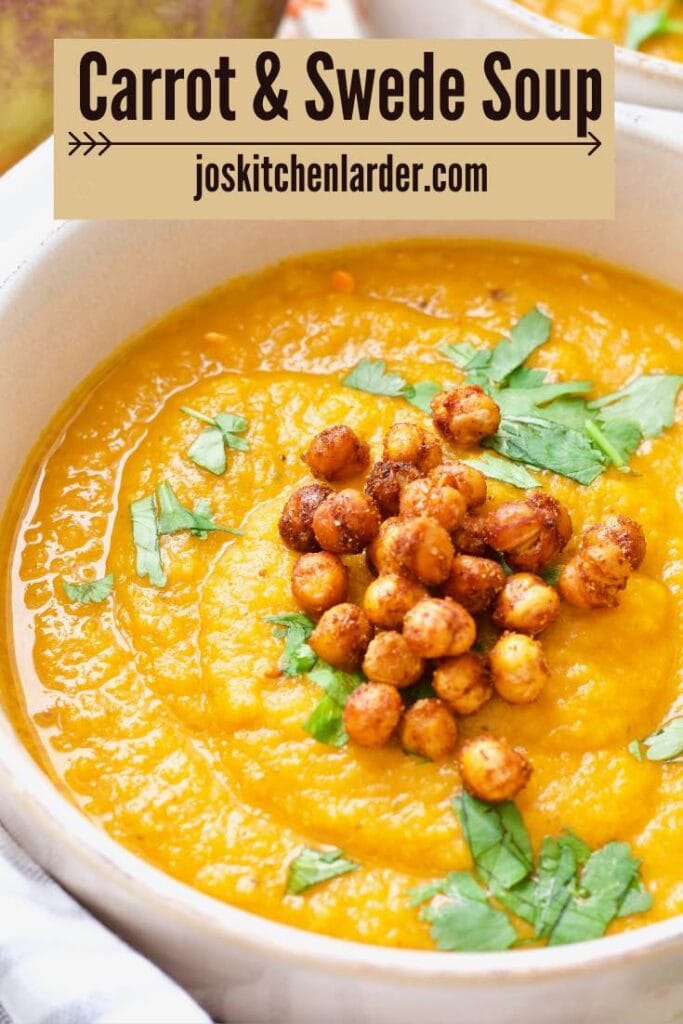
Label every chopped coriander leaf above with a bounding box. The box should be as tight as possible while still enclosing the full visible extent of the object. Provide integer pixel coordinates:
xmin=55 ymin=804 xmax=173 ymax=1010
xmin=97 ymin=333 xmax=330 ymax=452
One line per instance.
xmin=286 ymin=847 xmax=358 ymax=895
xmin=303 ymin=663 xmax=363 ymax=747
xmin=506 ymin=365 xmax=548 ymax=388
xmin=541 ymin=564 xmax=561 ymax=586
xmin=452 ymin=793 xmax=536 ymax=922
xmin=156 ymin=481 xmax=242 ymax=538
xmin=130 ymin=495 xmax=166 ymax=588
xmin=548 ymin=842 xmax=644 ymax=946
xmin=62 ymin=573 xmax=114 ymax=605
xmin=404 ymin=380 xmax=442 ymax=414
xmin=182 ymin=406 xmax=249 ymax=475
xmin=461 ymin=452 xmax=539 ymax=490
xmin=616 ymin=875 xmax=654 ymax=918
xmin=533 ymin=836 xmax=579 ymax=939
xmin=628 ymin=738 xmax=643 ymax=762
xmin=588 ymin=374 xmax=683 ymax=439
xmin=265 ymin=612 xmax=316 ymax=677
xmin=341 ymin=358 xmax=408 ymax=397
xmin=412 ymin=871 xmax=517 ymax=952
xmin=625 ymin=6 xmax=683 ymax=50
xmin=493 ymin=380 xmax=594 ymax=417
xmin=475 ymin=307 xmax=552 ymax=385
xmin=642 ymin=717 xmax=683 ymax=762
xmin=440 ymin=340 xmax=480 ymax=368
xmin=484 ymin=416 xmax=606 ymax=486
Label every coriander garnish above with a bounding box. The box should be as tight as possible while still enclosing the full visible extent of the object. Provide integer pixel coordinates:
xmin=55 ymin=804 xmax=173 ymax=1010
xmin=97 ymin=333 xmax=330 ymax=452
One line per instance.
xmin=631 ymin=718 xmax=683 ymax=763
xmin=625 ymin=4 xmax=683 ymax=50
xmin=62 ymin=573 xmax=115 ymax=605
xmin=341 ymin=358 xmax=409 ymax=398
xmin=156 ymin=480 xmax=242 ymax=538
xmin=181 ymin=406 xmax=249 ymax=475
xmin=461 ymin=452 xmax=539 ymax=490
xmin=285 ymin=847 xmax=359 ymax=895
xmin=130 ymin=495 xmax=166 ymax=587
xmin=412 ymin=793 xmax=651 ymax=952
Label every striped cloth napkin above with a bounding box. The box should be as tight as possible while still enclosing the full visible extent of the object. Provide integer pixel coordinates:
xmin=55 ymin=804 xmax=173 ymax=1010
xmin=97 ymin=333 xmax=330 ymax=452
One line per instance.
xmin=0 ymin=825 xmax=210 ymax=1024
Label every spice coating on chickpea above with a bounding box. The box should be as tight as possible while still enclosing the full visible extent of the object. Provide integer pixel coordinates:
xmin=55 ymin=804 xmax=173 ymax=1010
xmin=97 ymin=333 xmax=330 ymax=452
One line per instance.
xmin=429 ymin=462 xmax=487 ymax=510
xmin=583 ymin=514 xmax=646 ymax=571
xmin=390 ymin=516 xmax=455 ymax=586
xmin=362 ymin=631 xmax=424 ymax=689
xmin=490 ymin=632 xmax=549 ymax=704
xmin=431 ymin=385 xmax=501 ymax=446
xmin=442 ymin=554 xmax=506 ymax=614
xmin=383 ymin=421 xmax=442 ymax=472
xmin=559 ymin=539 xmax=631 ymax=610
xmin=364 ymin=459 xmax=421 ymax=518
xmin=400 ymin=699 xmax=458 ymax=761
xmin=453 ymin=514 xmax=494 ymax=558
xmin=433 ymin=652 xmax=493 ymax=716
xmin=343 ymin=683 xmax=403 ymax=748
xmin=291 ymin=552 xmax=348 ymax=617
xmin=403 ymin=597 xmax=476 ymax=659
xmin=399 ymin=477 xmax=466 ymax=533
xmin=367 ymin=517 xmax=404 ymax=576
xmin=309 ymin=603 xmax=373 ymax=670
xmin=362 ymin=574 xmax=427 ymax=629
xmin=302 ymin=425 xmax=370 ymax=482
xmin=459 ymin=735 xmax=532 ymax=802
xmin=312 ymin=489 xmax=380 ymax=555
xmin=493 ymin=573 xmax=560 ymax=635
xmin=486 ymin=494 xmax=571 ymax=573
xmin=278 ymin=483 xmax=333 ymax=553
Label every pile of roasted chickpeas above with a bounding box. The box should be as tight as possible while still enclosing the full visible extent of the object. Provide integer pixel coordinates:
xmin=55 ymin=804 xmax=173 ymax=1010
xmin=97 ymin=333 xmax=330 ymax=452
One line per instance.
xmin=277 ymin=384 xmax=647 ymax=803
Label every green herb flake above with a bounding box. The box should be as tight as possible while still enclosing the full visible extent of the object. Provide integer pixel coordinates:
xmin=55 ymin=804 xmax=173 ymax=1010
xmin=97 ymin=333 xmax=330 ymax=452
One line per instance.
xmin=286 ymin=847 xmax=358 ymax=895
xmin=62 ymin=573 xmax=115 ymax=605
xmin=541 ymin=564 xmax=562 ymax=586
xmin=265 ymin=612 xmax=317 ymax=677
xmin=484 ymin=416 xmax=606 ymax=486
xmin=461 ymin=452 xmax=539 ymax=490
xmin=625 ymin=6 xmax=683 ymax=50
xmin=642 ymin=717 xmax=683 ymax=762
xmin=341 ymin=358 xmax=408 ymax=397
xmin=588 ymin=374 xmax=683 ymax=440
xmin=628 ymin=738 xmax=643 ymax=762
xmin=475 ymin=307 xmax=552 ymax=385
xmin=182 ymin=406 xmax=249 ymax=475
xmin=156 ymin=481 xmax=242 ymax=538
xmin=130 ymin=494 xmax=166 ymax=588
xmin=412 ymin=871 xmax=517 ymax=952
xmin=403 ymin=380 xmax=442 ymax=413
xmin=303 ymin=663 xmax=363 ymax=747
xmin=440 ymin=340 xmax=480 ymax=368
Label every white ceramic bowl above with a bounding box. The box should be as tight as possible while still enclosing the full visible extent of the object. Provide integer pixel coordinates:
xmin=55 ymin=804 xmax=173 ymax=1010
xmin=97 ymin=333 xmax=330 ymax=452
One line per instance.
xmin=361 ymin=0 xmax=683 ymax=112
xmin=1 ymin=111 xmax=683 ymax=1024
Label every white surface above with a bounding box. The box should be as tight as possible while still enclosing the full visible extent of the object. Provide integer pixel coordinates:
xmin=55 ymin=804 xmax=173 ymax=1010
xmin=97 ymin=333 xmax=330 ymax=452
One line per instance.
xmin=0 ymin=109 xmax=682 ymax=1023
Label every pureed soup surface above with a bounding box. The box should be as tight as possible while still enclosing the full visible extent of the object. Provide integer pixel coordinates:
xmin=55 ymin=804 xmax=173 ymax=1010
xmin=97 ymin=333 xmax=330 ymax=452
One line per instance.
xmin=1 ymin=240 xmax=682 ymax=949
xmin=516 ymin=0 xmax=683 ymax=61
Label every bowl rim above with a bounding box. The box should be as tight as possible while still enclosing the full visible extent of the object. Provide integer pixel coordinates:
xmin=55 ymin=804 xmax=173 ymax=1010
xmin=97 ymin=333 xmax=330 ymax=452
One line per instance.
xmin=0 ymin=213 xmax=682 ymax=986
xmin=477 ymin=0 xmax=683 ymax=83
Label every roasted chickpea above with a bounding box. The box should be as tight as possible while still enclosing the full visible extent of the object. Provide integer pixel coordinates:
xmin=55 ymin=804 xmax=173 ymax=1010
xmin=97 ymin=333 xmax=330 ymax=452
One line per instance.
xmin=399 ymin=477 xmax=466 ymax=532
xmin=453 ymin=514 xmax=493 ymax=558
xmin=312 ymin=489 xmax=380 ymax=555
xmin=403 ymin=597 xmax=476 ymax=659
xmin=362 ymin=573 xmax=427 ymax=629
xmin=362 ymin=631 xmax=424 ymax=689
xmin=431 ymin=385 xmax=501 ymax=446
xmin=492 ymin=573 xmax=560 ymax=635
xmin=490 ymin=632 xmax=549 ymax=704
xmin=390 ymin=516 xmax=455 ymax=586
xmin=309 ymin=603 xmax=373 ymax=670
xmin=429 ymin=462 xmax=487 ymax=510
xmin=582 ymin=514 xmax=646 ymax=571
xmin=433 ymin=652 xmax=493 ymax=716
xmin=367 ymin=517 xmax=404 ymax=575
xmin=364 ymin=459 xmax=421 ymax=518
xmin=291 ymin=552 xmax=348 ymax=617
xmin=343 ymin=682 xmax=403 ymax=748
xmin=278 ymin=483 xmax=333 ymax=553
xmin=486 ymin=494 xmax=572 ymax=573
xmin=383 ymin=421 xmax=442 ymax=472
xmin=302 ymin=425 xmax=370 ymax=482
xmin=400 ymin=699 xmax=458 ymax=760
xmin=442 ymin=554 xmax=506 ymax=614
xmin=559 ymin=539 xmax=631 ymax=610
xmin=459 ymin=735 xmax=532 ymax=802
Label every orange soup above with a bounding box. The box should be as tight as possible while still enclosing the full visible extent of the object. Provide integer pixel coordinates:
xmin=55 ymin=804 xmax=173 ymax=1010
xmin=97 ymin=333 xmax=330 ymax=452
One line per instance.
xmin=1 ymin=240 xmax=682 ymax=951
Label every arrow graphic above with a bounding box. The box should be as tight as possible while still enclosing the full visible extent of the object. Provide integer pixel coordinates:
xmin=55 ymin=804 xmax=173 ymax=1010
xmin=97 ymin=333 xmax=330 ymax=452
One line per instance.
xmin=67 ymin=130 xmax=602 ymax=157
